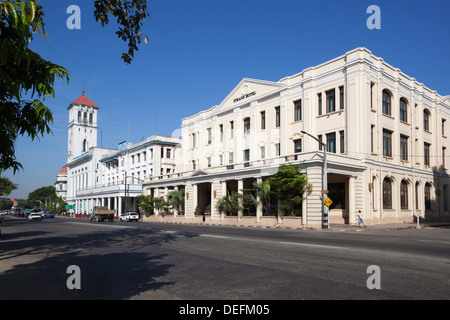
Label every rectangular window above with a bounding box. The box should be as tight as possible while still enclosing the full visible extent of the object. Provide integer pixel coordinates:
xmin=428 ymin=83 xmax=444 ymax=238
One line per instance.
xmin=326 ymin=133 xmax=336 ymax=153
xmin=294 ymin=100 xmax=302 ymax=121
xmin=207 ymin=157 xmax=211 ymax=168
xmin=318 ymin=93 xmax=322 ymax=115
xmin=339 ymin=131 xmax=345 ymax=153
xmin=370 ymin=82 xmax=375 ymax=109
xmin=166 ymin=148 xmax=171 ymax=159
xmin=275 ymin=143 xmax=280 ymax=156
xmin=371 ymin=125 xmax=375 ymax=153
xmin=294 ymin=139 xmax=302 ymax=153
xmin=318 ymin=134 xmax=323 ymax=151
xmin=383 ymin=129 xmax=392 ymax=157
xmin=400 ymin=135 xmax=408 ymax=161
xmin=230 ymin=121 xmax=234 ymax=139
xmin=192 ymin=133 xmax=196 ymax=148
xmin=243 ymin=118 xmax=250 ymax=135
xmin=442 ymin=119 xmax=446 ymax=136
xmin=260 ymin=111 xmax=266 ymax=130
xmin=275 ymin=107 xmax=280 ymax=127
xmin=207 ymin=128 xmax=211 ymax=144
xmin=339 ymin=86 xmax=344 ymax=110
xmin=161 ymin=147 xmax=164 ymax=158
xmin=243 ymin=149 xmax=250 ymax=162
xmin=219 ymin=124 xmax=223 ymax=141
xmin=326 ymin=89 xmax=336 ymax=113
xmin=443 ymin=147 xmax=446 ymax=168
xmin=260 ymin=146 xmax=265 ymax=159
xmin=229 ymin=152 xmax=233 ymax=164
xmin=219 ymin=154 xmax=223 ymax=166
xmin=424 ymin=142 xmax=431 ymax=166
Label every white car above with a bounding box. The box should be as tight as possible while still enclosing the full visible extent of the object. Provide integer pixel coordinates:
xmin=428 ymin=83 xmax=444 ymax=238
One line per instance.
xmin=28 ymin=213 xmax=42 ymax=221
xmin=120 ymin=212 xmax=139 ymax=222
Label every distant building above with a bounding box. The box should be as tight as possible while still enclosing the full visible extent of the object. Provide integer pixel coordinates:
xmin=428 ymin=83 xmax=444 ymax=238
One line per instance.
xmin=55 ymin=165 xmax=68 ymax=199
xmin=64 ymin=92 xmax=181 ymax=215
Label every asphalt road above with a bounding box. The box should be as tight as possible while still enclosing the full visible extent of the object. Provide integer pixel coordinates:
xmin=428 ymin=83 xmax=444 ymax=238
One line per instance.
xmin=0 ymin=215 xmax=449 ymax=302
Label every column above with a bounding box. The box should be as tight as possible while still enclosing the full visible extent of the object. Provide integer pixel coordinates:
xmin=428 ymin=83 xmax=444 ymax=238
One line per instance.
xmin=349 ymin=176 xmax=356 ymax=224
xmin=256 ymin=178 xmax=263 ymax=222
xmin=192 ymin=184 xmax=198 ymax=218
xmin=118 ymin=196 xmax=122 ymax=216
xmin=237 ymin=179 xmax=243 ymax=220
xmin=221 ymin=181 xmax=227 ymax=220
xmin=154 ymin=188 xmax=160 ymax=216
xmin=173 ymin=186 xmax=179 ymax=217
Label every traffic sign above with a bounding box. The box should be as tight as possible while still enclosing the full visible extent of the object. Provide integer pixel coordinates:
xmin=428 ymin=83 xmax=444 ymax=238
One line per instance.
xmin=324 ymin=197 xmax=333 ymax=207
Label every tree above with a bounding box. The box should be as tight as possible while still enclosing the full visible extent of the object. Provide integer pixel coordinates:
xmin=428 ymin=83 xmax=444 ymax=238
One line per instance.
xmin=0 ymin=176 xmax=17 ymax=196
xmin=167 ymin=188 xmax=185 ymax=215
xmin=267 ymin=164 xmax=307 ymax=216
xmin=216 ymin=192 xmax=242 ymax=216
xmin=136 ymin=194 xmax=155 ymax=217
xmin=27 ymin=185 xmax=56 ymax=208
xmin=249 ymin=180 xmax=273 ymax=216
xmin=0 ymin=1 xmax=149 ymax=173
xmin=94 ymin=0 xmax=149 ymax=64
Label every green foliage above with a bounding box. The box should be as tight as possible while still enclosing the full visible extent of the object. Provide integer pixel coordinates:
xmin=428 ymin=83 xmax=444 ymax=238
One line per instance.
xmin=267 ymin=164 xmax=307 ymax=215
xmin=0 ymin=176 xmax=18 ymax=196
xmin=0 ymin=0 xmax=149 ymax=173
xmin=0 ymin=0 xmax=69 ymax=173
xmin=248 ymin=180 xmax=274 ymax=215
xmin=93 ymin=0 xmax=149 ymax=64
xmin=136 ymin=194 xmax=155 ymax=216
xmin=215 ymin=192 xmax=242 ymax=216
xmin=167 ymin=188 xmax=185 ymax=214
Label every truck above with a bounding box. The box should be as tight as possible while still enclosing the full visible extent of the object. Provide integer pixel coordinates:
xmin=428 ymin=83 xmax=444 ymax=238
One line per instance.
xmin=91 ymin=206 xmax=116 ymax=222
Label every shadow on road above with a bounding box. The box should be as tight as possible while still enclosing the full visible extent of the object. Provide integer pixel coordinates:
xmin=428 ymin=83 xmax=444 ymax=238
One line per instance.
xmin=0 ymin=224 xmax=197 ymax=299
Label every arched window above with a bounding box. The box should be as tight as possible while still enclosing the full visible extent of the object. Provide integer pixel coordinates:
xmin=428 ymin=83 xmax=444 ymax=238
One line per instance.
xmin=89 ymin=113 xmax=93 ymax=124
xmin=423 ymin=109 xmax=431 ymax=131
xmin=82 ymin=139 xmax=87 ymax=152
xmin=425 ymin=183 xmax=432 ymax=210
xmin=383 ymin=177 xmax=392 ymax=209
xmin=83 ymin=112 xmax=87 ymax=123
xmin=78 ymin=111 xmax=82 ymax=122
xmin=382 ymin=90 xmax=392 ymax=116
xmin=400 ymin=98 xmax=408 ymax=122
xmin=400 ymin=180 xmax=408 ymax=209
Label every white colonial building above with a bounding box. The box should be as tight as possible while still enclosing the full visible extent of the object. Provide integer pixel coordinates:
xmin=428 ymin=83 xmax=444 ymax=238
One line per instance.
xmin=55 ymin=165 xmax=68 ymax=200
xmin=142 ymin=47 xmax=450 ymax=228
xmin=65 ymin=92 xmax=181 ymax=216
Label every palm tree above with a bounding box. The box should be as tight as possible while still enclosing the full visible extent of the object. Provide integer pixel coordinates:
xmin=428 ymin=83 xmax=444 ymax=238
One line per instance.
xmin=216 ymin=192 xmax=242 ymax=216
xmin=251 ymin=180 xmax=272 ymax=216
xmin=167 ymin=188 xmax=185 ymax=215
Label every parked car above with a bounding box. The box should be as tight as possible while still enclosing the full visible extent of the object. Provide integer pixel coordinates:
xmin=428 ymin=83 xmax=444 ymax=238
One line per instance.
xmin=28 ymin=213 xmax=42 ymax=221
xmin=120 ymin=212 xmax=139 ymax=222
xmin=45 ymin=212 xmax=55 ymax=218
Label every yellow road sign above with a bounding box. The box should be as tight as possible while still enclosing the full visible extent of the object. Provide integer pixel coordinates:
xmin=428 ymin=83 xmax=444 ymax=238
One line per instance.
xmin=324 ymin=197 xmax=333 ymax=207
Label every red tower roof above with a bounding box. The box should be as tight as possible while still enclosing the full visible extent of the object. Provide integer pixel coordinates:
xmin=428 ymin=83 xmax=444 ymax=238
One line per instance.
xmin=72 ymin=93 xmax=99 ymax=108
xmin=58 ymin=165 xmax=68 ymax=175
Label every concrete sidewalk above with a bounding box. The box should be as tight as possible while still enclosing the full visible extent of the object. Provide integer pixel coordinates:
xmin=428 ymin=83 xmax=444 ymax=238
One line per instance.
xmin=327 ymin=221 xmax=450 ymax=232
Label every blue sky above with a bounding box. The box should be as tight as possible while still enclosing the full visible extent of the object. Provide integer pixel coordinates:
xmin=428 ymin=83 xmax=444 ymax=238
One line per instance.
xmin=4 ymin=0 xmax=450 ymax=199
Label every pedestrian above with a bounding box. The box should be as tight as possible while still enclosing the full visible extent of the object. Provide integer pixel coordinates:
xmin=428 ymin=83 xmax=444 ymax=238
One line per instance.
xmin=357 ymin=210 xmax=366 ymax=228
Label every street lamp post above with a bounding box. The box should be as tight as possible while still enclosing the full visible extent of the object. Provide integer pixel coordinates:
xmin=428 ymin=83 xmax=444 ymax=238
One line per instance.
xmin=301 ymin=130 xmax=329 ymax=229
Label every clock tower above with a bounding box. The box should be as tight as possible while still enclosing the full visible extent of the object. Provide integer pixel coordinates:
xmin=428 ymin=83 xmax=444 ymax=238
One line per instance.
xmin=67 ymin=91 xmax=99 ymax=163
